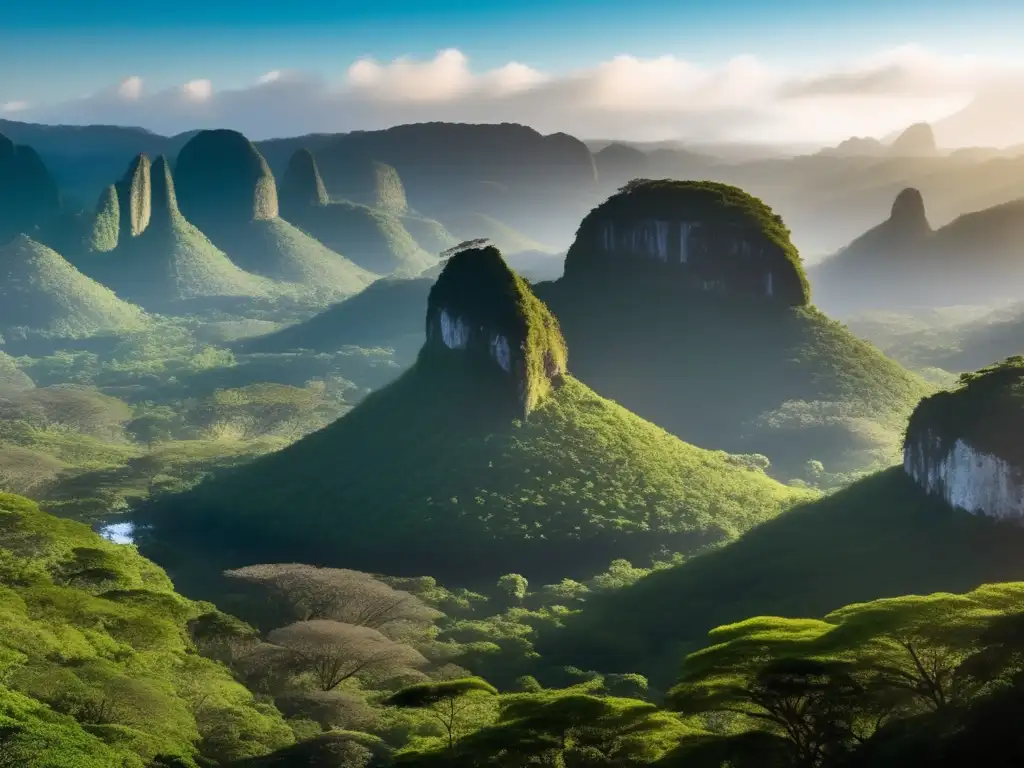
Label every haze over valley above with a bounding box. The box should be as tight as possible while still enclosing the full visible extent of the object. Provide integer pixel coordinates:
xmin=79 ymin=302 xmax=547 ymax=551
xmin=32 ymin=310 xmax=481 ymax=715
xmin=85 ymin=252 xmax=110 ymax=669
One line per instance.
xmin=5 ymin=2 xmax=1024 ymax=766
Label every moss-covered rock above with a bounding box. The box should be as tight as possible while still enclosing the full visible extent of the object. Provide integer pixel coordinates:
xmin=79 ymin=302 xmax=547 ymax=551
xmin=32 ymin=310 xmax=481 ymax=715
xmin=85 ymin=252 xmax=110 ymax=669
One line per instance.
xmin=175 ymin=129 xmax=279 ymax=229
xmin=93 ymin=156 xmax=274 ymax=306
xmin=174 ymin=131 xmax=374 ymax=298
xmin=424 ymin=245 xmax=567 ymax=416
xmin=114 ymin=153 xmax=152 ymax=240
xmin=0 ymin=234 xmax=148 ymax=339
xmin=563 ymin=179 xmax=810 ymax=306
xmin=278 ymin=148 xmax=328 ymax=216
xmin=88 ymin=184 xmax=120 ymax=253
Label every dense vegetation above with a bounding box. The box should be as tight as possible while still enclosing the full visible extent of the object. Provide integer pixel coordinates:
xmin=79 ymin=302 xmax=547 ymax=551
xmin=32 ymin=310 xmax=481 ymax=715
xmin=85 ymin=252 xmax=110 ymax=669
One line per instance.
xmin=0 ymin=234 xmax=149 ymax=342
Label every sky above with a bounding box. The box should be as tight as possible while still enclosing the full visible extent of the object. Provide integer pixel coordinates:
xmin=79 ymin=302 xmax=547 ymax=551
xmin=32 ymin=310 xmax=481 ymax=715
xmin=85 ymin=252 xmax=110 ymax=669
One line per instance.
xmin=4 ymin=0 xmax=1024 ymax=145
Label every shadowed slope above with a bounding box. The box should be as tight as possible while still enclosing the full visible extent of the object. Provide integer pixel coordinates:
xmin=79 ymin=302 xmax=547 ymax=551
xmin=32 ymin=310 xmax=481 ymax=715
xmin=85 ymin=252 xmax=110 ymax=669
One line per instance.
xmin=175 ymin=130 xmax=376 ymax=298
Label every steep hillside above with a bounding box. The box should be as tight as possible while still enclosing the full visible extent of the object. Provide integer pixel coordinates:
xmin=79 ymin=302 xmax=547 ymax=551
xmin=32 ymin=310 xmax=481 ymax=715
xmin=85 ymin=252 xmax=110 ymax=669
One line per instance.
xmin=548 ymin=467 xmax=1024 ymax=686
xmin=279 ymin=149 xmax=436 ymax=276
xmin=0 ymin=133 xmax=61 ymax=243
xmin=239 ymin=276 xmax=433 ymax=356
xmin=0 ymin=234 xmax=147 ymax=340
xmin=811 ymin=189 xmax=1024 ymax=313
xmin=144 ymin=246 xmax=806 ymax=583
xmin=90 ymin=155 xmax=274 ymax=307
xmin=174 ymin=130 xmax=376 ymax=298
xmin=0 ymin=492 xmax=293 ymax=765
xmin=538 ymin=179 xmax=927 ymax=481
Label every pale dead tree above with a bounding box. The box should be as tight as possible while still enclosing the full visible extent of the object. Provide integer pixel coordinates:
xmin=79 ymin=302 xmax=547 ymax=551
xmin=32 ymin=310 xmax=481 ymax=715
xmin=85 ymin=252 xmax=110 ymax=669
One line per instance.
xmin=224 ymin=564 xmax=442 ymax=633
xmin=267 ymin=620 xmax=428 ymax=692
xmin=277 ymin=689 xmax=379 ymax=732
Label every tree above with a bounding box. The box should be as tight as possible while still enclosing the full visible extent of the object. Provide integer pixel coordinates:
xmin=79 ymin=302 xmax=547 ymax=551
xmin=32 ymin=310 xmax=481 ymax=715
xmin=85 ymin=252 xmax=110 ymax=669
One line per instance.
xmin=496 ymin=574 xmax=528 ymax=607
xmin=225 ymin=564 xmax=441 ymax=634
xmin=387 ymin=678 xmax=499 ymax=749
xmin=267 ymin=620 xmax=427 ymax=691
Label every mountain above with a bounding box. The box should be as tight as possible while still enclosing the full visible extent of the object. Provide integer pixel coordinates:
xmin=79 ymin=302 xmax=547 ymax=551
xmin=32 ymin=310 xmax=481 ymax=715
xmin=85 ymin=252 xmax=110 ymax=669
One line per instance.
xmin=534 ymin=180 xmax=930 ymax=481
xmin=889 ymin=122 xmax=938 ymax=157
xmin=86 ymin=155 xmax=275 ymax=307
xmin=143 ymin=245 xmax=806 ymax=584
xmin=593 ymin=142 xmax=650 ymax=191
xmin=811 ymin=189 xmax=1024 ymax=313
xmin=174 ymin=130 xmax=376 ymax=298
xmin=278 ymin=149 xmax=436 ymax=276
xmin=0 ymin=234 xmax=147 ymax=340
xmin=934 ymin=82 xmax=1024 ymax=148
xmin=314 ymin=123 xmax=599 ymax=248
xmin=311 ymin=149 xmax=409 ymax=213
xmin=0 ymin=133 xmax=61 ymax=243
xmin=550 ymin=358 xmax=1024 ymax=685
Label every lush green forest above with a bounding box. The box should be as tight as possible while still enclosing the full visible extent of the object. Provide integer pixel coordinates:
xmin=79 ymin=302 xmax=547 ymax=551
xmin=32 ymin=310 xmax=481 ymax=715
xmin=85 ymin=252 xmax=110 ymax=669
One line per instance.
xmin=4 ymin=121 xmax=1024 ymax=767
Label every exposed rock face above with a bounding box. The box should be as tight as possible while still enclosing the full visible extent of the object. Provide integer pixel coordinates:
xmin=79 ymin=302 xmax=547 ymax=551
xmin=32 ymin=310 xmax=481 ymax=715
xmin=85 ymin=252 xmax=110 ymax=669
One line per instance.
xmin=175 ymin=129 xmax=280 ymax=233
xmin=563 ymin=179 xmax=809 ymax=305
xmin=904 ymin=359 xmax=1024 ymax=521
xmin=904 ymin=432 xmax=1024 ymax=519
xmin=0 ymin=134 xmax=60 ymax=242
xmin=115 ymin=153 xmax=152 ymax=240
xmin=424 ymin=245 xmax=567 ymax=416
xmin=279 ymin=149 xmax=329 ymax=216
xmin=890 ymin=122 xmax=937 ymax=157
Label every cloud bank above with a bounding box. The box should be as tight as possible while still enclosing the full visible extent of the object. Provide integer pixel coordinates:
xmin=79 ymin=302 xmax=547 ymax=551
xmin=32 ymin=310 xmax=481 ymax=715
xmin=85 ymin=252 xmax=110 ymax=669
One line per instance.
xmin=9 ymin=45 xmax=1024 ymax=146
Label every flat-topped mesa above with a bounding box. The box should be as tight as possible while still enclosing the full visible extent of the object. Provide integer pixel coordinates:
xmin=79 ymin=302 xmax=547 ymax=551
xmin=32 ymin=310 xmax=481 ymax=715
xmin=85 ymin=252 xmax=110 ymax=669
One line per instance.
xmin=563 ymin=179 xmax=810 ymax=305
xmin=904 ymin=357 xmax=1024 ymax=521
xmin=175 ymin=129 xmax=279 ymax=233
xmin=115 ymin=153 xmax=152 ymax=240
xmin=423 ymin=244 xmax=567 ymax=417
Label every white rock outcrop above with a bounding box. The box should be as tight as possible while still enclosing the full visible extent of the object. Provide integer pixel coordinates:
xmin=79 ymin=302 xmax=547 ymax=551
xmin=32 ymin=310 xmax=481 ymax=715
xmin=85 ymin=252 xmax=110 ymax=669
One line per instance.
xmin=904 ymin=431 xmax=1024 ymax=520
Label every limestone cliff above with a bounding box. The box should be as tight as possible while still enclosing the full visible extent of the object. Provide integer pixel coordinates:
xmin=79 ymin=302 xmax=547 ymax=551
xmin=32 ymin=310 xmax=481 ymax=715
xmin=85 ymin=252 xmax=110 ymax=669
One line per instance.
xmin=115 ymin=153 xmax=152 ymax=240
xmin=424 ymin=244 xmax=567 ymax=416
xmin=904 ymin=358 xmax=1024 ymax=521
xmin=563 ymin=179 xmax=809 ymax=305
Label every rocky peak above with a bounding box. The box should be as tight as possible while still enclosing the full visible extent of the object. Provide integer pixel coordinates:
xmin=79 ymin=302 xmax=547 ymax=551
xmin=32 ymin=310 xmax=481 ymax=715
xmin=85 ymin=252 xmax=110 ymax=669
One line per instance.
xmin=890 ymin=122 xmax=937 ymax=157
xmin=89 ymin=185 xmax=120 ymax=253
xmin=315 ymin=150 xmax=408 ymax=213
xmin=279 ymin=149 xmax=329 ymax=217
xmin=115 ymin=153 xmax=152 ymax=240
xmin=889 ymin=187 xmax=931 ymax=234
xmin=175 ymin=129 xmax=279 ymax=234
xmin=149 ymin=155 xmax=180 ymax=227
xmin=424 ymin=243 xmax=567 ymax=416
xmin=563 ymin=179 xmax=809 ymax=306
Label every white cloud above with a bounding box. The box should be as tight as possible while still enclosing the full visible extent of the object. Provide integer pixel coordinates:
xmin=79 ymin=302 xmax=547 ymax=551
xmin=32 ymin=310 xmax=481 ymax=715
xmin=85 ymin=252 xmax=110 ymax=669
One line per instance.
xmin=15 ymin=46 xmax=1024 ymax=146
xmin=1 ymin=101 xmax=28 ymax=113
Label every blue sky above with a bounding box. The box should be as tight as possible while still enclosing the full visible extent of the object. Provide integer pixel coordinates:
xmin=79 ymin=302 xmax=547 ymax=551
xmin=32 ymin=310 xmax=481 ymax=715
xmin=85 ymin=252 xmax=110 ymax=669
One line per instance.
xmin=4 ymin=0 xmax=1021 ymax=102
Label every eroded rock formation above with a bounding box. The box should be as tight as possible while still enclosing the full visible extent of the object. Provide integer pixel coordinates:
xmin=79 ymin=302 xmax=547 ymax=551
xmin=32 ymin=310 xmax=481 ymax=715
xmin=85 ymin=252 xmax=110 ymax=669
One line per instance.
xmin=424 ymin=244 xmax=567 ymax=416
